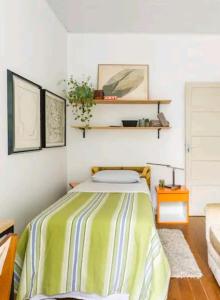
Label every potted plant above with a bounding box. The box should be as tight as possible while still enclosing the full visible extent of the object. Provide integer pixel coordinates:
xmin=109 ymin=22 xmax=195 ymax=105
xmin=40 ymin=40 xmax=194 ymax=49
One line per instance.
xmin=65 ymin=76 xmax=95 ymax=127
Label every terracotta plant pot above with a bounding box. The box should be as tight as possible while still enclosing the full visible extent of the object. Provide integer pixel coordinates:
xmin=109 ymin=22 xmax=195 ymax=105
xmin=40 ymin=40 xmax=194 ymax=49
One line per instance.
xmin=94 ymin=90 xmax=104 ymax=99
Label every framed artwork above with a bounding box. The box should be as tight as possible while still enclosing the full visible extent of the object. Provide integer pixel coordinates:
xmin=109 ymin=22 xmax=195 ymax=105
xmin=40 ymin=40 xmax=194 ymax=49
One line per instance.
xmin=98 ymin=64 xmax=149 ymax=100
xmin=41 ymin=90 xmax=66 ymax=148
xmin=7 ymin=70 xmax=42 ymax=155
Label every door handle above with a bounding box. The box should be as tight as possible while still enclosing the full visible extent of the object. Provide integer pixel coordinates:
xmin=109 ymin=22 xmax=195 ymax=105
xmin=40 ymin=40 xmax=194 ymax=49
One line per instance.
xmin=186 ymin=145 xmax=191 ymax=153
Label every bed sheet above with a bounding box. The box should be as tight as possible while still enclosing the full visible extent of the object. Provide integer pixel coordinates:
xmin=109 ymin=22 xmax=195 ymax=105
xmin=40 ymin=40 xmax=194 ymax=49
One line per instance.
xmin=70 ymin=178 xmax=150 ymax=195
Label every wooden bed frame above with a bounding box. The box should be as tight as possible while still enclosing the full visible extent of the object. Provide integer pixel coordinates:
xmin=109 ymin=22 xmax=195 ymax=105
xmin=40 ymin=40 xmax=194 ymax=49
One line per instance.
xmin=91 ymin=166 xmax=151 ymax=188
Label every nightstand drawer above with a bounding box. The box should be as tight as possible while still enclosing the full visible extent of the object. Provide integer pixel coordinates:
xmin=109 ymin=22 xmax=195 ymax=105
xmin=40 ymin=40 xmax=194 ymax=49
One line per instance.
xmin=158 ymin=193 xmax=189 ymax=202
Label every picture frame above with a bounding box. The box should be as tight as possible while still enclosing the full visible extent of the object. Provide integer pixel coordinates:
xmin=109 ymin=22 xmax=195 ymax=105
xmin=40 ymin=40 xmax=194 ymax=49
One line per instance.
xmin=7 ymin=70 xmax=42 ymax=155
xmin=98 ymin=64 xmax=149 ymax=100
xmin=41 ymin=90 xmax=66 ymax=148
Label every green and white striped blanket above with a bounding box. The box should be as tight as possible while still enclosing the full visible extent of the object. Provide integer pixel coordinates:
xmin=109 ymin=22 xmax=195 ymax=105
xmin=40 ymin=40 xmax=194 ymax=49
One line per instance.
xmin=15 ymin=192 xmax=170 ymax=300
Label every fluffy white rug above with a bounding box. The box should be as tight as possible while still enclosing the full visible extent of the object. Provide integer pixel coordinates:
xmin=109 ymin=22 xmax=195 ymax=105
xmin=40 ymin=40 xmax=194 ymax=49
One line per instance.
xmin=158 ymin=229 xmax=202 ymax=278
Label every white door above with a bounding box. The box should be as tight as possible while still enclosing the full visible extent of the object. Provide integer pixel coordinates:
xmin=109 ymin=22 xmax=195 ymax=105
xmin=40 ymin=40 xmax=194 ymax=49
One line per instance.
xmin=186 ymin=83 xmax=220 ymax=215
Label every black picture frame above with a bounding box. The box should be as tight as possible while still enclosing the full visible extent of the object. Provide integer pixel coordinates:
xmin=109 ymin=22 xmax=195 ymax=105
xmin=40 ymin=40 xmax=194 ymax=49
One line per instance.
xmin=7 ymin=70 xmax=42 ymax=155
xmin=41 ymin=89 xmax=66 ymax=148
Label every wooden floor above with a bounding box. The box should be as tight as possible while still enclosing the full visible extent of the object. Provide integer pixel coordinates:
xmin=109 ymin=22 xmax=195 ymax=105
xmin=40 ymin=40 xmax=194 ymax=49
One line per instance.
xmin=157 ymin=217 xmax=220 ymax=300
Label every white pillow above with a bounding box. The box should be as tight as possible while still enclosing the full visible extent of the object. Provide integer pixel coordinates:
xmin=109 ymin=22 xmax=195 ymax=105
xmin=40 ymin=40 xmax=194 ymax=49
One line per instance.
xmin=92 ymin=170 xmax=140 ymax=183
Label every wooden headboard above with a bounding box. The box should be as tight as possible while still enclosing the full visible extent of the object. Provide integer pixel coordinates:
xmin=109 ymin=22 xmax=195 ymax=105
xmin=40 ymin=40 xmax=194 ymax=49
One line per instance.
xmin=91 ymin=166 xmax=151 ymax=188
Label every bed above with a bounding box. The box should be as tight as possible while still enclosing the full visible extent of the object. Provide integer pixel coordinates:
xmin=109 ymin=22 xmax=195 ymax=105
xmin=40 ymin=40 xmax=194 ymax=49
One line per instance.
xmin=15 ymin=166 xmax=170 ymax=300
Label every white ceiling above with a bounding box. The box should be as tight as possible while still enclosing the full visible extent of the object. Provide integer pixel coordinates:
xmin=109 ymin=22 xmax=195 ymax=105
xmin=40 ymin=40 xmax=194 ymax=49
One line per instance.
xmin=47 ymin=0 xmax=220 ymax=34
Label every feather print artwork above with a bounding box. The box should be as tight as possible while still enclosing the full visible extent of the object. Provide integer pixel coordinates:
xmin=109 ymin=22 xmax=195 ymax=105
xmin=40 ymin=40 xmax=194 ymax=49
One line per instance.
xmin=103 ymin=69 xmax=145 ymax=97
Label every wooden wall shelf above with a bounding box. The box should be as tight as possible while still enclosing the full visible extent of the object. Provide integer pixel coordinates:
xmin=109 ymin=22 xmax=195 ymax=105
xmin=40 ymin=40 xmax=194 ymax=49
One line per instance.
xmin=94 ymin=99 xmax=171 ymax=114
xmin=72 ymin=99 xmax=172 ymax=139
xmin=72 ymin=125 xmax=171 ymax=138
xmin=94 ymin=99 xmax=171 ymax=105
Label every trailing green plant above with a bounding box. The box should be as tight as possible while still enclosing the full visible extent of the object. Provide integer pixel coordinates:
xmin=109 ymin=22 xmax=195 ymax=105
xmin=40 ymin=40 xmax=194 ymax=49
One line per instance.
xmin=65 ymin=76 xmax=95 ymax=127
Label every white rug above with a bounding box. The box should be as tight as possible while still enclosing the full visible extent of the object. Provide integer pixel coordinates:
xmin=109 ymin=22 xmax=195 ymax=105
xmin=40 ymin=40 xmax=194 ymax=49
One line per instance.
xmin=158 ymin=229 xmax=203 ymax=278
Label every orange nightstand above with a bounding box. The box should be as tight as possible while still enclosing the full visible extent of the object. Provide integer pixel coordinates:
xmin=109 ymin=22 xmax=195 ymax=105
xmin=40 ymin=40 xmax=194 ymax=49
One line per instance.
xmin=69 ymin=181 xmax=79 ymax=189
xmin=156 ymin=186 xmax=189 ymax=224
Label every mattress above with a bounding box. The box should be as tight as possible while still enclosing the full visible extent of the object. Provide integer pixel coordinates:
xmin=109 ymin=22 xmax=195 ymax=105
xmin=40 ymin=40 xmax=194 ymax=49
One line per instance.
xmin=70 ymin=178 xmax=150 ymax=195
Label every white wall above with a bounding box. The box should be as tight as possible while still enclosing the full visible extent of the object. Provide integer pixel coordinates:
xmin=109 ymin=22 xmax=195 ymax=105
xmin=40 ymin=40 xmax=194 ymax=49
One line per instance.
xmin=1 ymin=7 xmax=220 ymax=227
xmin=67 ymin=34 xmax=220 ymax=212
xmin=0 ymin=0 xmax=67 ymax=232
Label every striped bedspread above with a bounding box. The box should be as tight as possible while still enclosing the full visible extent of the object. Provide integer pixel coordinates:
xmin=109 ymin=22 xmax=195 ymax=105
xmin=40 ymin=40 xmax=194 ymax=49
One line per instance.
xmin=15 ymin=192 xmax=170 ymax=300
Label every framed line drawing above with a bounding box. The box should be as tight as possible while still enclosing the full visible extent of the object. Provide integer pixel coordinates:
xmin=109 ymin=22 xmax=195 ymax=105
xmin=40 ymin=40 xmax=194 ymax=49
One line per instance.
xmin=98 ymin=64 xmax=149 ymax=100
xmin=41 ymin=90 xmax=66 ymax=148
xmin=7 ymin=70 xmax=42 ymax=154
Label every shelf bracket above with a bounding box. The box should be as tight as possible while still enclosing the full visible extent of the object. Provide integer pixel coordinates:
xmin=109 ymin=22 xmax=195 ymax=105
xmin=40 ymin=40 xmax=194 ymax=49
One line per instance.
xmin=157 ymin=128 xmax=161 ymax=139
xmin=157 ymin=102 xmax=160 ymax=114
xmin=82 ymin=128 xmax=86 ymax=138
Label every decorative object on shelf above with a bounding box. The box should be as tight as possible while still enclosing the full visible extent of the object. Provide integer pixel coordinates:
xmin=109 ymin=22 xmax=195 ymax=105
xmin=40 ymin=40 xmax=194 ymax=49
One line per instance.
xmin=65 ymin=76 xmax=95 ymax=127
xmin=41 ymin=90 xmax=66 ymax=148
xmin=149 ymin=120 xmax=161 ymax=127
xmin=98 ymin=64 xmax=149 ymax=100
xmin=122 ymin=120 xmax=138 ymax=127
xmin=138 ymin=118 xmax=146 ymax=127
xmin=145 ymin=118 xmax=150 ymax=127
xmin=147 ymin=162 xmax=184 ymax=189
xmin=104 ymin=96 xmax=118 ymax=100
xmin=138 ymin=118 xmax=150 ymax=127
xmin=94 ymin=90 xmax=104 ymax=99
xmin=158 ymin=112 xmax=170 ymax=127
xmin=159 ymin=179 xmax=165 ymax=188
xmin=7 ymin=70 xmax=42 ymax=154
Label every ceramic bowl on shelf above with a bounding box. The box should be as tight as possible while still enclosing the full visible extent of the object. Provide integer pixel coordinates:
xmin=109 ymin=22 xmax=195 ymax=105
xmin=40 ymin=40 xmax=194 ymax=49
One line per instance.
xmin=122 ymin=120 xmax=138 ymax=127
